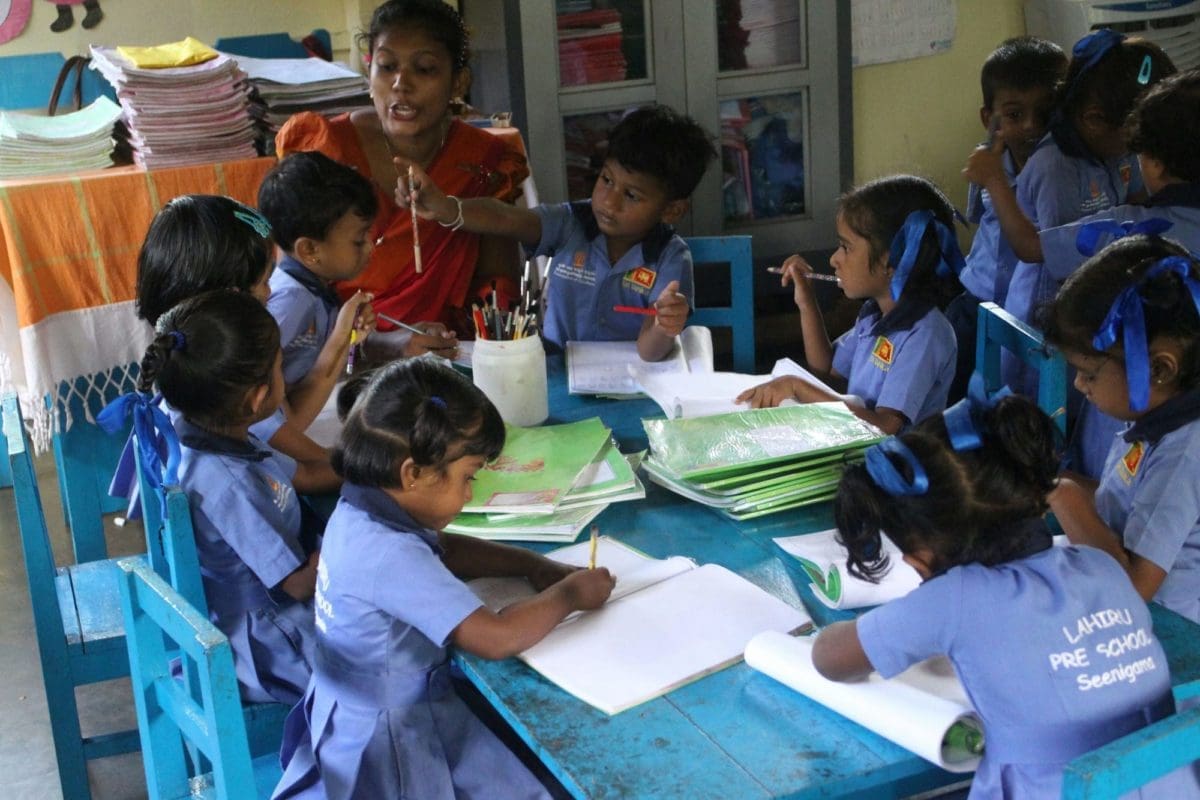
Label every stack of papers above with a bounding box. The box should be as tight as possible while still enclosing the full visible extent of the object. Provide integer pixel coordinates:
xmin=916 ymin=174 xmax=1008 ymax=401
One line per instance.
xmin=557 ymin=8 xmax=628 ymax=86
xmin=567 ymin=327 xmax=713 ymax=397
xmin=640 ymin=403 xmax=885 ymax=520
xmin=0 ymin=97 xmax=121 ymax=178
xmin=228 ymin=53 xmax=369 ymax=153
xmin=446 ymin=417 xmax=645 ymax=542
xmin=737 ymin=0 xmax=803 ymax=68
xmin=88 ymin=43 xmax=258 ymax=168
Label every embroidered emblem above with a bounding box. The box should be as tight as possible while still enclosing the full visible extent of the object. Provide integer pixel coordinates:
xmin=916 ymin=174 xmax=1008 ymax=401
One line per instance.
xmin=870 ymin=336 xmax=894 ymax=370
xmin=624 ymin=266 xmax=656 ymax=292
xmin=263 ymin=473 xmax=294 ymax=513
xmin=1117 ymin=440 xmax=1144 ymax=484
xmin=1089 ymin=180 xmax=1101 ymax=199
xmin=1119 ymin=163 xmax=1132 ymax=186
xmin=573 ymin=251 xmax=587 ymax=268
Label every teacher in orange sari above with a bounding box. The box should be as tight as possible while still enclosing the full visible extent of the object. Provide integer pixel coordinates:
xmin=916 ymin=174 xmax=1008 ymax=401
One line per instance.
xmin=275 ymin=0 xmax=528 ymax=345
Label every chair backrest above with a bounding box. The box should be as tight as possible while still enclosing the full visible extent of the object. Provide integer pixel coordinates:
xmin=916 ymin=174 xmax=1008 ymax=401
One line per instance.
xmin=0 ymin=52 xmax=112 ymax=111
xmin=1062 ymin=701 xmax=1200 ymax=799
xmin=975 ymin=302 xmax=1067 ymax=436
xmin=684 ymin=236 xmax=756 ymax=373
xmin=214 ymin=29 xmax=332 ymax=60
xmin=117 ymin=556 xmax=255 ymax=800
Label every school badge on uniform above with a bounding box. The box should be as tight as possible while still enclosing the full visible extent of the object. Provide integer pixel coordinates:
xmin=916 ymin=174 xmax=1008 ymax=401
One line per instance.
xmin=264 ymin=474 xmax=295 ymax=513
xmin=1119 ymin=163 xmax=1132 ymax=186
xmin=1117 ymin=440 xmax=1144 ymax=485
xmin=623 ymin=266 xmax=656 ymax=294
xmin=573 ymin=251 xmax=587 ymax=267
xmin=870 ymin=336 xmax=894 ymax=370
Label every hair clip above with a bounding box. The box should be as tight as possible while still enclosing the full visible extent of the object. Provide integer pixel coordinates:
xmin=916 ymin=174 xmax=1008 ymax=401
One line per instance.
xmin=1075 ymin=217 xmax=1173 ymax=257
xmin=168 ymin=330 xmax=187 ymax=352
xmin=888 ymin=210 xmax=966 ymax=301
xmin=944 ymin=373 xmax=1012 ymax=452
xmin=864 ymin=437 xmax=929 ymax=497
xmin=232 ymin=206 xmax=272 ymax=239
xmin=1093 ymin=255 xmax=1200 ymax=410
xmin=1137 ymin=53 xmax=1153 ymax=85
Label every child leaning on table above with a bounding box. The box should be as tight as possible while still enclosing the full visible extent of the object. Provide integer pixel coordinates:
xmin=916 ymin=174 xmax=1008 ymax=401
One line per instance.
xmin=397 ymin=104 xmax=717 ymax=361
xmin=272 ymin=358 xmax=614 ymax=800
xmin=812 ymin=390 xmax=1197 ymax=799
xmin=737 ymin=175 xmax=963 ymax=435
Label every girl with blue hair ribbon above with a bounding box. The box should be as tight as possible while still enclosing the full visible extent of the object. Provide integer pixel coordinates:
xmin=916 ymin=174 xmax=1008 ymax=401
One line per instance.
xmin=812 ymin=390 xmax=1194 ymax=799
xmin=1046 ymin=235 xmax=1200 ymax=624
xmin=737 ymin=174 xmax=963 ymax=434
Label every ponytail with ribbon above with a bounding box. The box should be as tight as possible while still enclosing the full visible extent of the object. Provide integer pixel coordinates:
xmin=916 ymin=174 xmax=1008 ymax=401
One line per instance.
xmin=1092 ymin=255 xmax=1200 ymax=410
xmin=97 ymin=392 xmax=182 ymax=509
xmin=943 ymin=372 xmax=1013 ymax=452
xmin=864 ymin=437 xmax=930 ymax=497
xmin=887 ymin=210 xmax=966 ymax=301
xmin=1075 ymin=217 xmax=1174 ymax=257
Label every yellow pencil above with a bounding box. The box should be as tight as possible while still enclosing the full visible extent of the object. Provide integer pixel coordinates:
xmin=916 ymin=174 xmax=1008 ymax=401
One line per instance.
xmin=588 ymin=524 xmax=599 ymax=570
xmin=409 ymin=165 xmax=423 ymax=274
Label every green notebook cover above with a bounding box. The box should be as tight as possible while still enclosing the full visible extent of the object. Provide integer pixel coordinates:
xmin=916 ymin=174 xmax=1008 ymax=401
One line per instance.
xmin=461 ymin=418 xmax=612 ymax=514
xmin=643 ymin=402 xmax=884 ymax=481
xmin=446 ymin=503 xmax=606 ymax=542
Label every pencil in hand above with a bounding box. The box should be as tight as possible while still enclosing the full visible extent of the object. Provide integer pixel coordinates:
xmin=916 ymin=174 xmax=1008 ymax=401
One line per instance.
xmin=767 ymin=266 xmax=839 ymax=282
xmin=409 ymin=165 xmax=423 ymax=275
xmin=589 ymin=524 xmax=599 ymax=570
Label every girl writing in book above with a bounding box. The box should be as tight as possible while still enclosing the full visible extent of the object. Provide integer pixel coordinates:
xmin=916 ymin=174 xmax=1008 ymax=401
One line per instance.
xmin=1045 ymin=235 xmax=1200 ymax=623
xmin=272 ymin=359 xmax=615 ymax=800
xmin=736 ymin=175 xmax=962 ymax=434
xmin=133 ymin=290 xmax=321 ymax=705
xmin=811 ymin=390 xmax=1192 ymax=798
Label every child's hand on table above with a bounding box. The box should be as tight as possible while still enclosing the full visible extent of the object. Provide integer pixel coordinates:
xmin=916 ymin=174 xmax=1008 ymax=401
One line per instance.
xmin=559 ymin=567 xmax=616 ymax=611
xmin=401 ymin=322 xmax=460 ymax=358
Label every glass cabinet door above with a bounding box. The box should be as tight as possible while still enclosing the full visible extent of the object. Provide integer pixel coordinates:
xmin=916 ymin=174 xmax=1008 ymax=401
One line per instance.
xmin=716 ymin=0 xmax=805 ymax=72
xmin=556 ymin=0 xmax=651 ymax=88
xmin=719 ymin=91 xmax=806 ymax=225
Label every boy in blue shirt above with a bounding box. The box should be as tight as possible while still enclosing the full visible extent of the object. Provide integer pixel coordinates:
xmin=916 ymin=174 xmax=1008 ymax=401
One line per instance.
xmin=258 ymin=152 xmax=457 ymax=430
xmin=948 ymin=37 xmax=1066 ymax=399
xmin=398 ymin=104 xmax=717 ymax=361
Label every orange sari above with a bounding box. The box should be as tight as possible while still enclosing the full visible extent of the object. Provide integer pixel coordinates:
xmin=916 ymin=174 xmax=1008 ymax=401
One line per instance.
xmin=275 ymin=113 xmax=529 ymax=327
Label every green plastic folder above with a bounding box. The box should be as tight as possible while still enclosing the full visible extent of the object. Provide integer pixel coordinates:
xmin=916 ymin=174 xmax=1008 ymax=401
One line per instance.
xmin=461 ymin=418 xmax=613 ymax=514
xmin=643 ymin=402 xmax=885 ymax=481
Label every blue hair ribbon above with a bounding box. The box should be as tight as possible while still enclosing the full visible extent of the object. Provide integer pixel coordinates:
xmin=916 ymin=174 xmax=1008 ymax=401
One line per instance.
xmin=97 ymin=393 xmax=182 ymax=503
xmin=1075 ymin=217 xmax=1174 ymax=257
xmin=887 ymin=210 xmax=966 ymax=301
xmin=1092 ymin=256 xmax=1200 ymax=411
xmin=943 ymin=372 xmax=1013 ymax=452
xmin=1071 ymin=28 xmax=1125 ymax=85
xmin=429 ymin=395 xmax=447 ymax=409
xmin=864 ymin=437 xmax=929 ymax=497
xmin=232 ymin=205 xmax=272 ymax=239
xmin=169 ymin=330 xmax=187 ymax=352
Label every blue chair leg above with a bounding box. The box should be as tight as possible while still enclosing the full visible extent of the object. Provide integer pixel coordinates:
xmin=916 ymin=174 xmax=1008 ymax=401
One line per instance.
xmin=39 ymin=641 xmax=93 ymax=800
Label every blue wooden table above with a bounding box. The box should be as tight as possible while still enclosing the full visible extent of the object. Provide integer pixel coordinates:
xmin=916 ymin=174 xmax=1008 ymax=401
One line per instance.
xmin=455 ymin=358 xmax=1200 ymax=799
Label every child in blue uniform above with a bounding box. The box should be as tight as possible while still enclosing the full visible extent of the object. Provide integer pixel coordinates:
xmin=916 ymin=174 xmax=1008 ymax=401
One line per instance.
xmin=398 ymin=104 xmax=717 ymax=361
xmin=1046 ymin=236 xmax=1200 ymax=624
xmin=948 ymin=36 xmax=1066 ymax=400
xmin=125 ymin=194 xmax=337 ymax=492
xmin=135 ymin=290 xmax=320 ymax=704
xmin=736 ymin=175 xmax=962 ymax=435
xmin=272 ymin=359 xmax=615 ymax=800
xmin=812 ymin=392 xmax=1192 ymax=799
xmin=258 ymin=152 xmax=460 ymax=430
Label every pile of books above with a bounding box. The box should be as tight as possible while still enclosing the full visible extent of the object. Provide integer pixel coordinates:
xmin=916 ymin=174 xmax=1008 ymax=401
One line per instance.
xmin=0 ymin=96 xmax=121 ymax=178
xmin=88 ymin=44 xmax=258 ymax=168
xmin=640 ymin=403 xmax=885 ymax=520
xmin=229 ymin=52 xmax=369 ymax=155
xmin=557 ymin=8 xmax=627 ymax=86
xmin=446 ymin=417 xmax=645 ymax=542
xmin=719 ymin=0 xmax=802 ymax=70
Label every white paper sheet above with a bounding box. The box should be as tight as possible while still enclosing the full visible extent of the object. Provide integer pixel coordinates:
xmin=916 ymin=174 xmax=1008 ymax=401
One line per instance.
xmin=744 ymin=631 xmax=982 ymax=772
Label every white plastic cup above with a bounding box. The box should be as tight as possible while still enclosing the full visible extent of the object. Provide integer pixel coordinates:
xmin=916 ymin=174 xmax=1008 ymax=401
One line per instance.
xmin=471 ymin=334 xmax=549 ymax=427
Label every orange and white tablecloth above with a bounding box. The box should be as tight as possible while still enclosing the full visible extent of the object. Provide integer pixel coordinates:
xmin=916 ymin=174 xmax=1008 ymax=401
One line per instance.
xmin=0 ymin=157 xmax=275 ymax=449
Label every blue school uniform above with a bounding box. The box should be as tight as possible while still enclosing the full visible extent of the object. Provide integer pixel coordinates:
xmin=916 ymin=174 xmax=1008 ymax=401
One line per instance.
xmin=1095 ymin=389 xmax=1200 ymax=623
xmin=176 ymin=417 xmax=317 ymax=706
xmin=830 ymin=298 xmax=956 ymax=427
xmin=272 ymin=483 xmax=549 ymax=800
xmin=532 ymin=201 xmax=694 ymax=350
xmin=858 ymin=523 xmax=1182 ymax=800
xmin=267 ymin=254 xmax=341 ymax=387
xmin=1037 ymin=183 xmax=1200 ymax=478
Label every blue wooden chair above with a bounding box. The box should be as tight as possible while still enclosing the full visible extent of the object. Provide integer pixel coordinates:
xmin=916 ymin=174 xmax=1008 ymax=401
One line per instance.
xmin=3 ymin=393 xmax=139 ymax=800
xmin=117 ymin=557 xmax=283 ymax=800
xmin=0 ymin=51 xmax=111 ymax=111
xmin=214 ymin=29 xmax=333 ymax=60
xmin=1062 ymin=694 xmax=1200 ymax=799
xmin=975 ymin=301 xmax=1067 ymax=436
xmin=685 ymin=235 xmax=756 ymax=373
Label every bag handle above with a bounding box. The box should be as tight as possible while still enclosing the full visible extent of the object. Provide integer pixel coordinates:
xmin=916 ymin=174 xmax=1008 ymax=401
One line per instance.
xmin=48 ymin=55 xmax=89 ymax=116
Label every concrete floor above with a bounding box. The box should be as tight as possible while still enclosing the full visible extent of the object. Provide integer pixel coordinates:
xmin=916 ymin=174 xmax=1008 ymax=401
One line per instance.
xmin=1 ymin=451 xmax=148 ymax=800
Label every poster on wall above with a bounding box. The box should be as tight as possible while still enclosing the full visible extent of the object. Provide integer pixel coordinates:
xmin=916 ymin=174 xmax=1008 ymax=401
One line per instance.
xmin=0 ymin=0 xmax=33 ymax=44
xmin=851 ymin=0 xmax=956 ymax=67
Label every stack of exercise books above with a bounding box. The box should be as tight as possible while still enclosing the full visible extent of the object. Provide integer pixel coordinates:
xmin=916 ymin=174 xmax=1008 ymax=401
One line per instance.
xmin=640 ymin=403 xmax=885 ymax=520
xmin=557 ymin=7 xmax=627 ymax=87
xmin=0 ymin=96 xmax=121 ymax=178
xmin=88 ymin=41 xmax=258 ymax=168
xmin=446 ymin=417 xmax=645 ymax=542
xmin=229 ymin=53 xmax=369 ymax=154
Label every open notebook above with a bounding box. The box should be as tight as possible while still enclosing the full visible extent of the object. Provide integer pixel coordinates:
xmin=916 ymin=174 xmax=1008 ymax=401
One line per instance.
xmin=468 ymin=537 xmax=810 ymax=714
xmin=566 ymin=326 xmax=713 ymax=396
